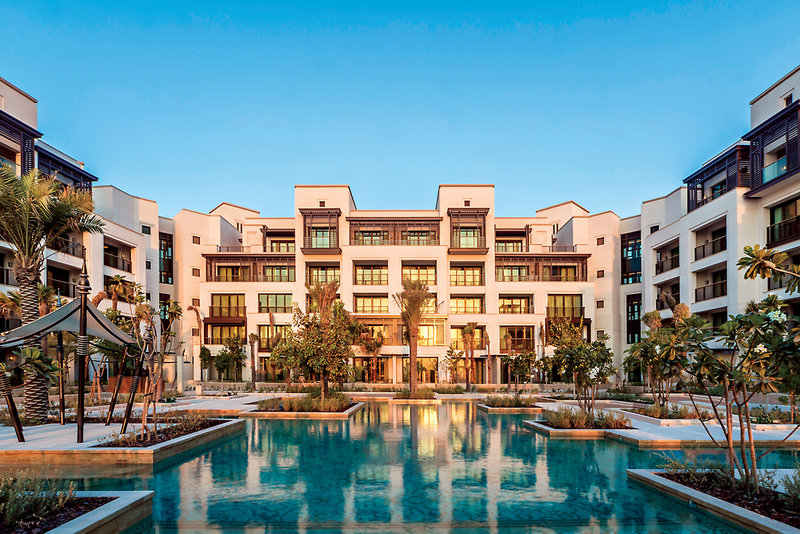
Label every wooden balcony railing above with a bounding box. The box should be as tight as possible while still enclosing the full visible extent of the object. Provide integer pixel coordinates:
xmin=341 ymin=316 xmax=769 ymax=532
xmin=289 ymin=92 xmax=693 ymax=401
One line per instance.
xmin=449 ymin=305 xmax=486 ymax=314
xmin=767 ymin=215 xmax=800 ymax=247
xmin=449 ymin=273 xmax=485 ymax=286
xmin=303 ymin=235 xmax=339 ymax=249
xmin=694 ymin=236 xmax=726 ymax=261
xmin=450 ymin=235 xmax=486 ymax=249
xmin=104 ymin=253 xmax=132 ymax=273
xmin=546 ymin=306 xmax=585 ymax=319
xmin=542 ymin=245 xmax=578 ymax=253
xmin=695 ymin=281 xmax=727 ymax=302
xmin=655 ymin=255 xmax=679 ymax=275
xmin=208 ymin=306 xmax=247 ymax=318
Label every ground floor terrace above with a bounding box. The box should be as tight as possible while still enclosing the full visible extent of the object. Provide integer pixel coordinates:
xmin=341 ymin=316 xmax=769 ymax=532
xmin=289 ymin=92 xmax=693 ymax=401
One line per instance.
xmin=6 ymin=396 xmax=798 ymax=533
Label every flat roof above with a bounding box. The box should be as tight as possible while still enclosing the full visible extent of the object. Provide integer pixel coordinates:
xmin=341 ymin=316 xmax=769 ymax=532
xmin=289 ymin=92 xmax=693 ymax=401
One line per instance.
xmin=0 ymin=76 xmax=37 ymax=103
xmin=750 ymin=63 xmax=800 ymax=105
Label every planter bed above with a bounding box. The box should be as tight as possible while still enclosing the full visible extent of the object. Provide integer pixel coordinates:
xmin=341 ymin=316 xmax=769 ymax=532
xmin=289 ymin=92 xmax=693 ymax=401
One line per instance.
xmin=95 ymin=418 xmax=223 ymax=448
xmin=42 ymin=491 xmax=152 ymax=534
xmin=523 ymin=419 xmax=609 ymax=439
xmin=628 ymin=469 xmax=800 ymax=534
xmin=477 ymin=404 xmax=543 ymax=414
xmin=0 ymin=419 xmax=245 ymax=466
xmin=241 ymin=402 xmax=365 ymax=420
xmin=621 ymin=409 xmax=710 ymax=427
xmin=387 ymin=398 xmax=442 ymax=405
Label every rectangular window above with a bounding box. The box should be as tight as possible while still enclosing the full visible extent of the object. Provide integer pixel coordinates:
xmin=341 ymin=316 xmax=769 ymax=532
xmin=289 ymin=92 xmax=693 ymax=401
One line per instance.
xmin=354 ymin=265 xmax=388 ymax=285
xmin=455 ymin=227 xmax=480 ymax=248
xmin=159 ymin=232 xmax=174 ymax=284
xmin=354 ymin=296 xmax=389 ymax=314
xmin=270 ymin=241 xmax=295 ymax=253
xmin=311 ymin=227 xmax=331 ymax=248
xmin=449 ymin=297 xmax=484 ymax=314
xmin=596 ymin=300 xmax=604 ymax=309
xmin=192 ymin=235 xmax=201 ymax=245
xmin=402 ymin=265 xmax=436 ymax=285
xmin=495 ymin=240 xmax=524 ymax=253
xmin=547 ymin=295 xmax=583 ymax=317
xmin=192 ymin=298 xmax=200 ymax=307
xmin=410 ymin=319 xmax=445 ymax=346
xmin=498 ymin=296 xmax=531 ymax=314
xmin=192 ymin=328 xmax=200 ymax=337
xmin=206 ymin=324 xmax=246 ymax=345
xmin=542 ymin=265 xmax=577 ymax=282
xmin=597 ymin=330 xmax=605 ymax=338
xmin=496 ymin=265 xmax=528 ymax=282
xmin=449 ymin=265 xmax=483 ymax=286
xmin=596 ymin=237 xmax=605 ymax=246
xmin=258 ymin=294 xmax=293 ymax=313
xmin=499 ymin=326 xmax=535 ymax=352
xmin=597 ymin=270 xmax=604 ymax=278
xmin=192 ymin=268 xmax=200 ymax=277
xmin=263 ymin=265 xmax=296 ymax=282
xmin=210 ymin=294 xmax=245 ymax=316
xmin=258 ymin=324 xmax=292 ymax=351
xmin=145 ymin=260 xmax=151 ymax=270
xmin=626 ymin=293 xmax=642 ymax=344
xmin=354 ymin=230 xmax=387 ymax=246
xmin=450 ymin=326 xmax=485 ymax=350
xmin=621 ymin=231 xmax=642 ymax=284
xmin=216 ymin=265 xmax=250 ymax=282
xmin=401 ymin=230 xmax=433 ymax=246
xmin=141 ymin=225 xmax=151 ymax=235
xmin=650 ymin=225 xmax=659 ymax=234
xmin=307 ymin=266 xmax=340 ymax=285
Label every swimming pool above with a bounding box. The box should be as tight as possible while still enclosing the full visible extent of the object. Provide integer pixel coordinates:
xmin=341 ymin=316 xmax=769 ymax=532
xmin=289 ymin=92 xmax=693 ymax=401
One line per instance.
xmin=78 ymin=402 xmax=798 ymax=532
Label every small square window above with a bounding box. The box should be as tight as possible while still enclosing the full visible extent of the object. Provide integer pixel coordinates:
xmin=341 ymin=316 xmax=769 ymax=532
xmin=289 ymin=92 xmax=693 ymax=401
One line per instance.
xmin=597 ymin=270 xmax=605 ymax=278
xmin=784 ymin=94 xmax=793 ymax=107
xmin=141 ymin=225 xmax=151 ymax=235
xmin=192 ymin=298 xmax=200 ymax=307
xmin=145 ymin=292 xmax=151 ymax=301
xmin=464 ymin=200 xmax=471 ymax=207
xmin=145 ymin=260 xmax=151 ymax=270
xmin=319 ymin=200 xmax=326 ymax=207
xmin=192 ymin=235 xmax=201 ymax=245
xmin=650 ymin=225 xmax=660 ymax=234
xmin=596 ymin=300 xmax=605 ymax=309
xmin=192 ymin=268 xmax=201 ymax=277
xmin=597 ymin=330 xmax=606 ymax=338
xmin=192 ymin=328 xmax=200 ymax=337
xmin=596 ymin=237 xmax=605 ymax=246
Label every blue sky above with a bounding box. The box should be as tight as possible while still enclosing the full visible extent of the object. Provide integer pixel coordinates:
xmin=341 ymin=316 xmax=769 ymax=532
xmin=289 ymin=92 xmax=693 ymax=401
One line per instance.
xmin=4 ymin=1 xmax=800 ymax=218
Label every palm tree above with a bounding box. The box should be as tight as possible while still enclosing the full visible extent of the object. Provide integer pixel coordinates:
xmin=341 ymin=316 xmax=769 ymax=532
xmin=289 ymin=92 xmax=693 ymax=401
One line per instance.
xmin=0 ymin=168 xmax=103 ymax=423
xmin=393 ymin=279 xmax=434 ymax=395
xmin=37 ymin=284 xmax=56 ymax=317
xmin=107 ymin=274 xmax=128 ymax=311
xmin=0 ymin=290 xmax=20 ymax=319
xmin=463 ymin=322 xmax=479 ymax=390
xmin=356 ymin=327 xmax=384 ymax=382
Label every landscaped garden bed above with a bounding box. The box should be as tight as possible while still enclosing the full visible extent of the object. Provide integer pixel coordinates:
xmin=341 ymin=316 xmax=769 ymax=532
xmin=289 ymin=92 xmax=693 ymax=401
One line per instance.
xmin=628 ymin=468 xmax=800 ymax=534
xmin=388 ymin=388 xmax=441 ymax=404
xmin=622 ymin=403 xmax=712 ymax=426
xmin=255 ymin=392 xmax=354 ymax=413
xmin=477 ymin=395 xmax=543 ymax=413
xmin=96 ymin=416 xmax=223 ymax=447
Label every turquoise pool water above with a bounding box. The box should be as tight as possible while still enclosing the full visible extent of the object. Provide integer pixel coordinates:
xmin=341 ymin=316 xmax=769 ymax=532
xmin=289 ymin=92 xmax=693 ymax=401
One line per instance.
xmin=78 ymin=402 xmax=799 ymax=533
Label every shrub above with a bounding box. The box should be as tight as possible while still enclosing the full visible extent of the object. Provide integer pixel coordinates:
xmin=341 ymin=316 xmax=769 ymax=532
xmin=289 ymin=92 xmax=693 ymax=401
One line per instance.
xmin=0 ymin=472 xmax=75 ymax=527
xmin=97 ymin=415 xmax=217 ymax=447
xmin=630 ymin=403 xmax=711 ymax=420
xmin=393 ymin=388 xmax=435 ymax=399
xmin=783 ymin=465 xmax=800 ymax=512
xmin=284 ymin=384 xmax=323 ymax=396
xmin=596 ymin=391 xmax=654 ymax=404
xmin=433 ymin=385 xmax=465 ymax=394
xmin=543 ymin=407 xmax=630 ymax=429
xmin=256 ymin=392 xmax=352 ymax=412
xmin=484 ymin=395 xmax=537 ymax=407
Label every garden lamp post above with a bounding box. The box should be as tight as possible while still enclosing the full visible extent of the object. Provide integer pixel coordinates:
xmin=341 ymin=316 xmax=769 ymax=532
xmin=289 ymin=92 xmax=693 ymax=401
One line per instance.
xmin=76 ymin=255 xmax=90 ymax=443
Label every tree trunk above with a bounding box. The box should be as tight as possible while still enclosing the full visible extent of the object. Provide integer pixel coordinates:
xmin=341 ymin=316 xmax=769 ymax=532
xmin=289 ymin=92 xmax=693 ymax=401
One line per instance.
xmin=18 ymin=271 xmax=49 ymax=423
xmin=321 ymin=371 xmax=328 ymax=402
xmin=409 ymin=329 xmax=418 ymax=395
xmin=250 ymin=343 xmax=257 ymax=390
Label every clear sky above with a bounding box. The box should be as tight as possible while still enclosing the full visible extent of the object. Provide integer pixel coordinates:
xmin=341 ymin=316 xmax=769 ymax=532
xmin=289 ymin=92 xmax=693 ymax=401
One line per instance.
xmin=4 ymin=1 xmax=800 ymax=219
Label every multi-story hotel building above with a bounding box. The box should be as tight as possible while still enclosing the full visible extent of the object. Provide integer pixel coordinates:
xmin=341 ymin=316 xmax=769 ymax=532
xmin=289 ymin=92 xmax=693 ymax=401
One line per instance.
xmin=1 ymin=65 xmax=798 ymax=387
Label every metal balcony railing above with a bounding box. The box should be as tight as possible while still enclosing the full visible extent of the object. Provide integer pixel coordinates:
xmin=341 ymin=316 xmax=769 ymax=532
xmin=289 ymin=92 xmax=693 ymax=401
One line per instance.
xmin=0 ymin=268 xmax=16 ymax=286
xmin=303 ymin=235 xmax=339 ymax=249
xmin=542 ymin=245 xmax=578 ymax=253
xmin=655 ymin=255 xmax=679 ymax=275
xmin=449 ymin=273 xmax=485 ymax=286
xmin=501 ymin=339 xmax=536 ymax=352
xmin=767 ymin=215 xmax=800 ymax=246
xmin=51 ymin=237 xmax=83 ymax=257
xmin=104 ymin=253 xmax=132 ymax=273
xmin=47 ymin=278 xmax=77 ymax=298
xmin=498 ymin=304 xmax=534 ymax=314
xmin=656 ymin=293 xmax=678 ymax=311
xmin=695 ymin=281 xmax=727 ymax=302
xmin=450 ymin=235 xmax=486 ymax=249
xmin=449 ymin=305 xmax=486 ymax=314
xmin=694 ymin=236 xmax=726 ymax=261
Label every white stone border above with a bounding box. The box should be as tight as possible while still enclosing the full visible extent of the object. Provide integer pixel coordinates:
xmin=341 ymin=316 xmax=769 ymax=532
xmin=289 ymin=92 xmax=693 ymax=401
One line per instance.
xmin=240 ymin=402 xmax=366 ymax=419
xmin=620 ymin=408 xmax=708 ymax=426
xmin=627 ymin=469 xmax=800 ymax=534
xmin=46 ymin=491 xmax=153 ymax=534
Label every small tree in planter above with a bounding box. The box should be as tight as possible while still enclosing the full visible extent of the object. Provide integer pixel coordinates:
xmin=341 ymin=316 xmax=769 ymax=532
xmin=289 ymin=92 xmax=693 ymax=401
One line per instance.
xmin=500 ymin=350 xmax=536 ymax=393
xmin=213 ymin=350 xmax=232 ymax=383
xmin=441 ymin=344 xmax=463 ymax=384
xmin=199 ymin=345 xmax=213 ymax=382
xmin=553 ymin=334 xmax=615 ymax=416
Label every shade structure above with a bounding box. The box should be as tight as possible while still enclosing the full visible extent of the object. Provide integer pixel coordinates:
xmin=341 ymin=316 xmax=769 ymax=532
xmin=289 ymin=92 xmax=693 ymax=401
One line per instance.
xmin=0 ymin=298 xmax=135 ymax=348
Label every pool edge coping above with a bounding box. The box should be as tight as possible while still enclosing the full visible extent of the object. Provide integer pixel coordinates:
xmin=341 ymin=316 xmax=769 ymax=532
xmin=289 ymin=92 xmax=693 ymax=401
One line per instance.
xmin=46 ymin=490 xmax=153 ymax=534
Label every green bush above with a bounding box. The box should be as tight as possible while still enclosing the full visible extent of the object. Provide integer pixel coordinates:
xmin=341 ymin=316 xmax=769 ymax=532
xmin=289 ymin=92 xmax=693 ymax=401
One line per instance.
xmin=433 ymin=385 xmax=465 ymax=394
xmin=596 ymin=391 xmax=654 ymax=404
xmin=393 ymin=388 xmax=435 ymax=399
xmin=630 ymin=403 xmax=710 ymax=420
xmin=0 ymin=472 xmax=75 ymax=527
xmin=257 ymin=392 xmax=352 ymax=412
xmin=543 ymin=407 xmax=630 ymax=429
xmin=484 ymin=395 xmax=537 ymax=407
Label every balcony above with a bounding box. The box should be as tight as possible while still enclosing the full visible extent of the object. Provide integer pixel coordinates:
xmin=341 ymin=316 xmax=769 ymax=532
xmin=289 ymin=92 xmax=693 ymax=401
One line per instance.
xmin=540 ymin=273 xmax=583 ymax=282
xmin=47 ymin=277 xmax=77 ymax=298
xmin=694 ymin=236 xmax=726 ymax=261
xmin=495 ymin=242 xmax=525 ymax=253
xmin=0 ymin=268 xmax=16 ymax=286
xmin=542 ymin=245 xmax=578 ymax=253
xmin=449 ymin=305 xmax=485 ymax=315
xmin=51 ymin=237 xmax=83 ymax=257
xmin=449 ymin=235 xmax=487 ymax=250
xmin=695 ymin=281 xmax=727 ymax=302
xmin=208 ymin=306 xmax=247 ymax=320
xmin=258 ymin=305 xmax=293 ymax=314
xmin=655 ymin=255 xmax=679 ymax=275
xmin=350 ymin=236 xmax=440 ymax=246
xmin=498 ymin=304 xmax=534 ymax=314
xmin=763 ymin=156 xmax=788 ymax=184
xmin=0 ymin=155 xmax=18 ymax=174
xmin=209 ymin=273 xmax=252 ymax=282
xmin=655 ymin=293 xmax=677 ymax=311
xmin=104 ymin=253 xmax=132 ymax=273
xmin=501 ymin=338 xmax=535 ymax=352
xmin=768 ymin=275 xmax=786 ymax=291
xmin=449 ymin=273 xmax=485 ymax=286
xmin=767 ymin=215 xmax=800 ymax=247
xmin=546 ymin=306 xmax=585 ymax=319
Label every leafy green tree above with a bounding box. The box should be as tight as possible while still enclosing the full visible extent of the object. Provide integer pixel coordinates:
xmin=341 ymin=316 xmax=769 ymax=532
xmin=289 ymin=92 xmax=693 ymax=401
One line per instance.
xmin=553 ymin=334 xmax=615 ymax=415
xmin=213 ymin=350 xmax=232 ymax=382
xmin=501 ymin=350 xmax=536 ymax=393
xmin=199 ymin=345 xmax=213 ymax=381
xmin=441 ymin=344 xmax=463 ymax=384
xmin=0 ymin=167 xmax=103 ymax=423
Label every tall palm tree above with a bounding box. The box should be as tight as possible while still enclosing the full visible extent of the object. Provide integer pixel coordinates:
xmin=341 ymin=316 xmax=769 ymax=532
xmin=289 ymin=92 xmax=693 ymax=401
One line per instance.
xmin=0 ymin=167 xmax=104 ymax=422
xmin=393 ymin=279 xmax=434 ymax=395
xmin=462 ymin=323 xmax=477 ymax=390
xmin=356 ymin=327 xmax=384 ymax=382
xmin=248 ymin=332 xmax=259 ymax=389
xmin=37 ymin=284 xmax=56 ymax=317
